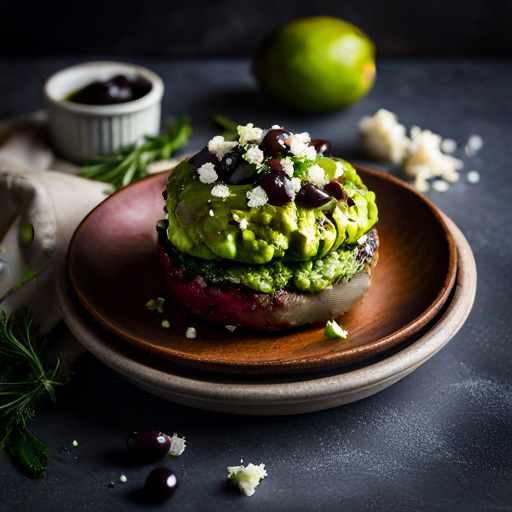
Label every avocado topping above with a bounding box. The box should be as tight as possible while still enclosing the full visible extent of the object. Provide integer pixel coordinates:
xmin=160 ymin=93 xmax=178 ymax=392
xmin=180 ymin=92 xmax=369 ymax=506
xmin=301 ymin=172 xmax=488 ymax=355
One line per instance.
xmin=163 ymin=124 xmax=378 ymax=293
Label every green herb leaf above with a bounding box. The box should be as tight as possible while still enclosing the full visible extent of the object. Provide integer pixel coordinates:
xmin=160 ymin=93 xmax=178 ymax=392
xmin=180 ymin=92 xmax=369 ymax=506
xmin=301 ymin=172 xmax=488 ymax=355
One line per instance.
xmin=211 ymin=114 xmax=239 ymax=141
xmin=81 ymin=115 xmax=193 ymax=191
xmin=0 ymin=308 xmax=69 ymax=478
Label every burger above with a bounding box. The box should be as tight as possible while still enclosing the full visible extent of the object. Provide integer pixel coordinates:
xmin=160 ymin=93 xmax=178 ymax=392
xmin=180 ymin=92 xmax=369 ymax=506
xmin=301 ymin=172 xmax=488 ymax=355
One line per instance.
xmin=157 ymin=124 xmax=378 ymax=332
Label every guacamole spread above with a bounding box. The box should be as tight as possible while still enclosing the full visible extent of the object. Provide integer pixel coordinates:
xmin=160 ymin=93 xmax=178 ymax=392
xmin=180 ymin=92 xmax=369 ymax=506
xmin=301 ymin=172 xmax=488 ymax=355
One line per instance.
xmin=164 ymin=124 xmax=378 ymax=294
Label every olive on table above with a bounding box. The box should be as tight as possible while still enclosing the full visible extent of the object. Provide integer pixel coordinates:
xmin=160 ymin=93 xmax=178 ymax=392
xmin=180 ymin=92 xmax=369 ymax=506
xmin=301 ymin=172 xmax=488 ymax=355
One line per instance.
xmin=145 ymin=468 xmax=179 ymax=500
xmin=126 ymin=430 xmax=171 ymax=460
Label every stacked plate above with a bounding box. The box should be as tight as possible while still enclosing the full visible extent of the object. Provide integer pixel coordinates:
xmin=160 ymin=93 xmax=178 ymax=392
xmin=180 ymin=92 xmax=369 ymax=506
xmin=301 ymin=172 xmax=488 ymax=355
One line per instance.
xmin=56 ymin=167 xmax=476 ymax=415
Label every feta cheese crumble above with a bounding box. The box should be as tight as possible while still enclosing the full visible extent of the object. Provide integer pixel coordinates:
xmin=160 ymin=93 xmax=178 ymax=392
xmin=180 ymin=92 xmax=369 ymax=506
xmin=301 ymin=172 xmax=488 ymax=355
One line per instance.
xmin=289 ymin=135 xmax=308 ymax=157
xmin=466 ymin=134 xmax=484 ymax=155
xmin=247 ymin=186 xmax=269 ymax=207
xmin=359 ymin=109 xmax=409 ymax=164
xmin=404 ymin=126 xmax=463 ymax=192
xmin=431 ymin=179 xmax=450 ymax=192
xmin=295 ymin=132 xmax=311 ymax=144
xmin=335 ymin=161 xmax=345 ymax=178
xmin=169 ymin=433 xmax=186 ymax=456
xmin=208 ymin=135 xmax=238 ymax=160
xmin=238 ymin=123 xmax=263 ymax=145
xmin=226 ymin=325 xmax=237 ymax=332
xmin=302 ymin=145 xmax=317 ymax=161
xmin=198 ymin=162 xmax=218 ymax=184
xmin=440 ymin=138 xmax=457 ymax=154
xmin=186 ymin=327 xmax=196 ymax=339
xmin=227 ymin=463 xmax=267 ymax=497
xmin=467 ymin=170 xmax=480 ymax=184
xmin=290 ymin=177 xmax=301 ymax=193
xmin=281 ymin=157 xmax=295 ymax=177
xmin=307 ymin=164 xmax=328 ymax=186
xmin=239 ymin=218 xmax=248 ymax=230
xmin=244 ymin=145 xmax=265 ymax=168
xmin=211 ymin=184 xmax=230 ymax=199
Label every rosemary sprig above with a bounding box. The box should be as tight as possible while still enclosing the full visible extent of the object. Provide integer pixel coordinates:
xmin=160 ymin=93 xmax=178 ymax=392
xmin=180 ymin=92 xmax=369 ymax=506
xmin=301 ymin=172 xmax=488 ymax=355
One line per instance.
xmin=0 ymin=308 xmax=69 ymax=478
xmin=81 ymin=115 xmax=193 ymax=191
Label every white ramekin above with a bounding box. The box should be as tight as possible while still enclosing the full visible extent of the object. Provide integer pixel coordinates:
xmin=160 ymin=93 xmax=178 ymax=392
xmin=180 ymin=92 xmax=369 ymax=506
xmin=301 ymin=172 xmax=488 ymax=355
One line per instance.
xmin=44 ymin=61 xmax=164 ymax=163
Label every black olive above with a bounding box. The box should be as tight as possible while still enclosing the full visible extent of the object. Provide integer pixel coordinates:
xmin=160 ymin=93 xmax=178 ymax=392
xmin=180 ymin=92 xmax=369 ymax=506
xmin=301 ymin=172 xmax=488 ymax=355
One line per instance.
xmin=311 ymin=138 xmax=331 ymax=157
xmin=323 ymin=180 xmax=347 ymax=200
xmin=145 ymin=468 xmax=179 ymax=501
xmin=126 ymin=430 xmax=171 ymax=461
xmin=227 ymin=159 xmax=257 ymax=184
xmin=259 ymin=170 xmax=294 ymax=206
xmin=295 ymin=182 xmax=333 ymax=208
xmin=260 ymin=129 xmax=293 ymax=157
xmin=189 ymin=146 xmax=217 ymax=171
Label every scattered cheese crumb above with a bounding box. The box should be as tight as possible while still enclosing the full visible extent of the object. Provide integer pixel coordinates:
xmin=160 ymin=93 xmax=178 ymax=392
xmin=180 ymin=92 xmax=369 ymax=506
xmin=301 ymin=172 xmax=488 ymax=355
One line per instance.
xmin=211 ymin=184 xmax=230 ymax=199
xmin=271 ymin=124 xmax=281 ymax=129
xmin=247 ymin=186 xmax=269 ymax=208
xmin=432 ymin=180 xmax=450 ymax=192
xmin=239 ymin=218 xmax=248 ymax=230
xmin=208 ymin=135 xmax=237 ymax=160
xmin=307 ymin=164 xmax=328 ymax=186
xmin=162 ymin=320 xmax=170 ymax=328
xmin=169 ymin=434 xmax=186 ymax=456
xmin=186 ymin=327 xmax=197 ymax=339
xmin=198 ymin=162 xmax=218 ymax=184
xmin=467 ymin=170 xmax=480 ymax=184
xmin=244 ymin=146 xmax=265 ymax=168
xmin=357 ymin=234 xmax=368 ymax=244
xmin=281 ymin=157 xmax=294 ymax=177
xmin=404 ymin=126 xmax=463 ymax=191
xmin=440 ymin=138 xmax=457 ymax=154
xmin=226 ymin=325 xmax=237 ymax=332
xmin=119 ymin=475 xmax=127 ymax=483
xmin=359 ymin=109 xmax=409 ymax=164
xmin=238 ymin=123 xmax=263 ymax=145
xmin=466 ymin=134 xmax=483 ymax=155
xmin=227 ymin=463 xmax=267 ymax=497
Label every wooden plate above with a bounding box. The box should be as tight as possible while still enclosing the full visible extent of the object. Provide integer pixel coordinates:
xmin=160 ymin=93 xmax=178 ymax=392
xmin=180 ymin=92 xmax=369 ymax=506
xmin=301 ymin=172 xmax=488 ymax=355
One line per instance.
xmin=67 ymin=167 xmax=457 ymax=374
xmin=57 ymin=215 xmax=475 ymax=415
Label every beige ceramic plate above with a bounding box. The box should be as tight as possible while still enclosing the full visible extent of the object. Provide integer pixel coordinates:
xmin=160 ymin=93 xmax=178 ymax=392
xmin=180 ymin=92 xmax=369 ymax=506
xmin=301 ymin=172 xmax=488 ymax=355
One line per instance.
xmin=67 ymin=167 xmax=457 ymax=374
xmin=57 ymin=215 xmax=476 ymax=415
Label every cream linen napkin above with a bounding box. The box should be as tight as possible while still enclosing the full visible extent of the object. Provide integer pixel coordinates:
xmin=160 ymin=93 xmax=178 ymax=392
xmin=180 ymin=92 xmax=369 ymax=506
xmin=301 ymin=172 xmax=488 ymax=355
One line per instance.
xmin=0 ymin=114 xmax=113 ymax=337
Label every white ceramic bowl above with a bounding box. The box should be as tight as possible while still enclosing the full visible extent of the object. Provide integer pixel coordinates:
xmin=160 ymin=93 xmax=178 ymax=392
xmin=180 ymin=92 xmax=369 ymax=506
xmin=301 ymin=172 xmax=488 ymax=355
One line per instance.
xmin=44 ymin=61 xmax=164 ymax=163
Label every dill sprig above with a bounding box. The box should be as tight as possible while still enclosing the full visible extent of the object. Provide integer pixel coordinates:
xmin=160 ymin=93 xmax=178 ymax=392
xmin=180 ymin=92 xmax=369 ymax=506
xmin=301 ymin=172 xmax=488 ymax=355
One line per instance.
xmin=81 ymin=115 xmax=193 ymax=191
xmin=0 ymin=308 xmax=69 ymax=478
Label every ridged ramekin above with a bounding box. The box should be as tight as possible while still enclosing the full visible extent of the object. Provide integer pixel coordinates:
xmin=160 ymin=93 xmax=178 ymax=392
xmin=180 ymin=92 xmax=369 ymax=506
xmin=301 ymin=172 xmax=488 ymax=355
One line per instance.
xmin=44 ymin=61 xmax=164 ymax=163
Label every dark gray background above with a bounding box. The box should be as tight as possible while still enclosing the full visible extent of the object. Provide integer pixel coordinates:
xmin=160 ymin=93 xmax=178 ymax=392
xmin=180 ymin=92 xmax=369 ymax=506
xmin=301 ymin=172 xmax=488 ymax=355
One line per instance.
xmin=2 ymin=0 xmax=512 ymax=58
xmin=1 ymin=55 xmax=512 ymax=511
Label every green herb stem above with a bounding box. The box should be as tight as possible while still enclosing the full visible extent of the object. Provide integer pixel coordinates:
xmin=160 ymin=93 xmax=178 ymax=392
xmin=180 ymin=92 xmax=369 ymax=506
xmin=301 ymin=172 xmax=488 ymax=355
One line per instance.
xmin=0 ymin=308 xmax=69 ymax=477
xmin=81 ymin=115 xmax=193 ymax=191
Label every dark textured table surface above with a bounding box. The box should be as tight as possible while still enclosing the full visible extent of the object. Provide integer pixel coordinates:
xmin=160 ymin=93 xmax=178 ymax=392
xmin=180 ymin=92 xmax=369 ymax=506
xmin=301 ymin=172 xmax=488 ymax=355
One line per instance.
xmin=1 ymin=57 xmax=512 ymax=511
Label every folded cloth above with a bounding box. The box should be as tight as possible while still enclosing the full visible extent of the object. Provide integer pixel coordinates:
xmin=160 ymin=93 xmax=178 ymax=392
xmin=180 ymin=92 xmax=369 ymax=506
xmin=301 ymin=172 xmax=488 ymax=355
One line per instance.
xmin=0 ymin=115 xmax=113 ymax=334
